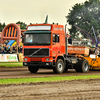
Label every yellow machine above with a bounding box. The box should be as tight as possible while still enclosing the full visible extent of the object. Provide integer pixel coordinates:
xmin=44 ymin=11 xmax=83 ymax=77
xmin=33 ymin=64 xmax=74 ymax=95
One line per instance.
xmin=84 ymin=54 xmax=100 ymax=70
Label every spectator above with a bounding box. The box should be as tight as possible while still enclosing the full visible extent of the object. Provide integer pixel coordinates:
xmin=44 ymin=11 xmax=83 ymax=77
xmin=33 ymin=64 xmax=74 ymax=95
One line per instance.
xmin=18 ymin=45 xmax=22 ymax=53
xmin=12 ymin=45 xmax=17 ymax=53
xmin=10 ymin=46 xmax=13 ymax=54
xmin=89 ymin=48 xmax=95 ymax=55
xmin=0 ymin=44 xmax=2 ymax=53
xmin=0 ymin=44 xmax=23 ymax=54
xmin=2 ymin=44 xmax=6 ymax=54
xmin=4 ymin=45 xmax=10 ymax=53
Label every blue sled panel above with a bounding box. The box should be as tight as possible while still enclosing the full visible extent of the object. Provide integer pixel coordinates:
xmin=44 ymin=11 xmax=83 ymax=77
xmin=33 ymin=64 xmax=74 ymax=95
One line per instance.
xmin=7 ymin=40 xmax=15 ymax=46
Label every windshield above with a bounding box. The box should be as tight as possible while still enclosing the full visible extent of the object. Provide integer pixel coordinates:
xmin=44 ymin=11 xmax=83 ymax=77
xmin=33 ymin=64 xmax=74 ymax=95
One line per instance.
xmin=24 ymin=33 xmax=51 ymax=45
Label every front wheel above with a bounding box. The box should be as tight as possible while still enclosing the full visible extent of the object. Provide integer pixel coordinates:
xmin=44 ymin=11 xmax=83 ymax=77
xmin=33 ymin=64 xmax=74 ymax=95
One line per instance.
xmin=53 ymin=59 xmax=64 ymax=74
xmin=28 ymin=66 xmax=39 ymax=73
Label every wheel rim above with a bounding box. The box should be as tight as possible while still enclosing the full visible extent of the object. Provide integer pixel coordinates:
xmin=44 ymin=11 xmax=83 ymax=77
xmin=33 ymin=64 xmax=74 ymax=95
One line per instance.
xmin=58 ymin=62 xmax=63 ymax=71
xmin=84 ymin=62 xmax=88 ymax=71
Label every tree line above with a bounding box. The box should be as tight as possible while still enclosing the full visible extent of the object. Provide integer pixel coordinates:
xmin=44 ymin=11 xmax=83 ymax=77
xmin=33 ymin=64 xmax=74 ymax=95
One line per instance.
xmin=0 ymin=23 xmax=6 ymax=32
xmin=0 ymin=21 xmax=27 ymax=32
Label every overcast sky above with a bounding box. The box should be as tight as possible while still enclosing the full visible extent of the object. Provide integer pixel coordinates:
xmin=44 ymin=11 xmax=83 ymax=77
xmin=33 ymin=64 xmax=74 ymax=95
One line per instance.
xmin=0 ymin=0 xmax=87 ymax=26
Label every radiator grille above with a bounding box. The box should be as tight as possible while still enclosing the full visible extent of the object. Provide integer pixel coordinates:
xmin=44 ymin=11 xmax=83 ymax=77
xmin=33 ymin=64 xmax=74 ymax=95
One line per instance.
xmin=24 ymin=48 xmax=49 ymax=57
xmin=30 ymin=57 xmax=42 ymax=61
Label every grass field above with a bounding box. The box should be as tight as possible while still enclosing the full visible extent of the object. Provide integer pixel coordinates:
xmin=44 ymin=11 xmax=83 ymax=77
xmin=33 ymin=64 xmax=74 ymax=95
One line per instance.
xmin=0 ymin=75 xmax=100 ymax=85
xmin=0 ymin=62 xmax=23 ymax=67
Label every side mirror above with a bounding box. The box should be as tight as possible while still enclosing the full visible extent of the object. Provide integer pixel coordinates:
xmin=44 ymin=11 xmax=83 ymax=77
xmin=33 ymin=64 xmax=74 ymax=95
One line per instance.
xmin=53 ymin=42 xmax=56 ymax=45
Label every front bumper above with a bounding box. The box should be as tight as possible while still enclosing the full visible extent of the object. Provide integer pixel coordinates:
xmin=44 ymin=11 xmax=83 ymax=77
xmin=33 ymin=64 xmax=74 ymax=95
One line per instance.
xmin=23 ymin=62 xmax=54 ymax=67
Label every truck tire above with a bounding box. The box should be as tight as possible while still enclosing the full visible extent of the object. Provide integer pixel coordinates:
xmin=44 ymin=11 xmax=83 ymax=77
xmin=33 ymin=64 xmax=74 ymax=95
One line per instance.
xmin=74 ymin=63 xmax=80 ymax=72
xmin=28 ymin=66 xmax=39 ymax=73
xmin=75 ymin=59 xmax=89 ymax=73
xmin=53 ymin=59 xmax=64 ymax=74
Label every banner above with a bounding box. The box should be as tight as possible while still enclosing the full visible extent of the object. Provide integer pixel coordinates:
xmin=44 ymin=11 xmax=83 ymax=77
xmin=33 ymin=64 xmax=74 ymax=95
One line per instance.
xmin=0 ymin=54 xmax=18 ymax=62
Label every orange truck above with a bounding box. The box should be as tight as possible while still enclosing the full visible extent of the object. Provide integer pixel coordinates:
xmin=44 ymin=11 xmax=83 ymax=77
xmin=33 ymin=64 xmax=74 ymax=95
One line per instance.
xmin=23 ymin=23 xmax=90 ymax=74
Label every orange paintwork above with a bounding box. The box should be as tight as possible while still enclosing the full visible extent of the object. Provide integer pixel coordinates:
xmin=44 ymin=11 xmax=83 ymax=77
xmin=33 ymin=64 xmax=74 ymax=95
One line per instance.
xmin=8 ymin=27 xmax=11 ymax=37
xmin=23 ymin=23 xmax=65 ymax=63
xmin=5 ymin=29 xmax=8 ymax=37
xmin=11 ymin=27 xmax=14 ymax=37
xmin=68 ymin=45 xmax=90 ymax=56
xmin=14 ymin=29 xmax=17 ymax=37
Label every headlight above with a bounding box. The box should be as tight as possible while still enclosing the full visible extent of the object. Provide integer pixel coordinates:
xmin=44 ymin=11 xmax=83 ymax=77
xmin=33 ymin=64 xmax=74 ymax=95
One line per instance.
xmin=46 ymin=58 xmax=49 ymax=61
xmin=24 ymin=58 xmax=28 ymax=61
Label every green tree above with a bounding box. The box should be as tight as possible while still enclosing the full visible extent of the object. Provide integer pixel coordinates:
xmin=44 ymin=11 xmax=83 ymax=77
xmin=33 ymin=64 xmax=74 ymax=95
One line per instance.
xmin=66 ymin=0 xmax=100 ymax=40
xmin=0 ymin=22 xmax=6 ymax=32
xmin=16 ymin=21 xmax=27 ymax=29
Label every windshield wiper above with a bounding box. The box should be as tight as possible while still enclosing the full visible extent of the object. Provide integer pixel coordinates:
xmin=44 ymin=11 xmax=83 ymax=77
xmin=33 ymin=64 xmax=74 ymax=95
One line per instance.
xmin=24 ymin=42 xmax=50 ymax=45
xmin=41 ymin=43 xmax=50 ymax=45
xmin=24 ymin=43 xmax=32 ymax=45
xmin=33 ymin=42 xmax=50 ymax=45
xmin=30 ymin=48 xmax=42 ymax=56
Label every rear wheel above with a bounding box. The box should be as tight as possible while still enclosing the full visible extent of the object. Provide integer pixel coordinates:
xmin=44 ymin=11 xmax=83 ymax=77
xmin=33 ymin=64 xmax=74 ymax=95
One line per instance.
xmin=28 ymin=66 xmax=39 ymax=73
xmin=75 ymin=59 xmax=89 ymax=73
xmin=53 ymin=59 xmax=64 ymax=74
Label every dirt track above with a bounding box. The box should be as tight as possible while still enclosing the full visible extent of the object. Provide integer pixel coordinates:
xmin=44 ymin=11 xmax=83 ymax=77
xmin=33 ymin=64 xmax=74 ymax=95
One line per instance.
xmin=0 ymin=79 xmax=100 ymax=100
xmin=0 ymin=67 xmax=100 ymax=79
xmin=0 ymin=67 xmax=100 ymax=100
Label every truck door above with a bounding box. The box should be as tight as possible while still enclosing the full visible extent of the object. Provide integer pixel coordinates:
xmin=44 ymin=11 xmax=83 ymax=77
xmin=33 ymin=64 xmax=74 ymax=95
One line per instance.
xmin=52 ymin=34 xmax=61 ymax=56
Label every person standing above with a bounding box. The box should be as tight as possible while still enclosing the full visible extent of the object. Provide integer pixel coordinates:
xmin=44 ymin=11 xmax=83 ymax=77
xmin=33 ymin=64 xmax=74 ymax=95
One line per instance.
xmin=5 ymin=45 xmax=10 ymax=54
xmin=0 ymin=44 xmax=2 ymax=54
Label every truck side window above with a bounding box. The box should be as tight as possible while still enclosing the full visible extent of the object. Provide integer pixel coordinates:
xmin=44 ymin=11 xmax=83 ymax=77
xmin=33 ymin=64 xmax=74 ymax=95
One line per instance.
xmin=53 ymin=34 xmax=59 ymax=42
